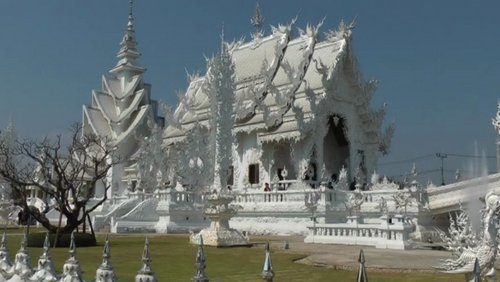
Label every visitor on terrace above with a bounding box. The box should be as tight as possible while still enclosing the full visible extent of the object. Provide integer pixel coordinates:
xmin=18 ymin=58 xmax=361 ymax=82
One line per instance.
xmin=264 ymin=183 xmax=271 ymax=202
xmin=264 ymin=183 xmax=271 ymax=192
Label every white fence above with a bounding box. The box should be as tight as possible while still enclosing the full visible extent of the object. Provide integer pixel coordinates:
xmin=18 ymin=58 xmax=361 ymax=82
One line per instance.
xmin=304 ymin=215 xmax=414 ymax=250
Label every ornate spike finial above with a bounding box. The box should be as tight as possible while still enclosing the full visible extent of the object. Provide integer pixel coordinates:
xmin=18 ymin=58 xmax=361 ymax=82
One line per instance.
xmin=103 ymin=234 xmax=110 ymax=260
xmin=356 ymin=249 xmax=368 ymax=282
xmin=95 ymin=235 xmax=117 ymax=282
xmin=192 ymin=235 xmax=209 ymax=282
xmin=112 ymin=0 xmax=144 ymax=74
xmin=31 ymin=232 xmax=58 ymax=281
xmin=251 ymin=2 xmax=264 ymax=39
xmin=60 ymin=232 xmax=83 ymax=281
xmin=470 ymin=257 xmax=481 ymax=282
xmin=128 ymin=0 xmax=134 ymax=31
xmin=261 ymin=242 xmax=274 ymax=281
xmin=220 ymin=22 xmax=226 ymax=55
xmin=69 ymin=231 xmax=76 ymax=258
xmin=492 ymin=101 xmax=500 ymax=135
xmin=464 ymin=257 xmax=483 ymax=282
xmin=12 ymin=227 xmax=32 ymax=278
xmin=0 ymin=231 xmax=13 ymax=274
xmin=0 ymin=231 xmax=7 ymax=250
xmin=42 ymin=232 xmax=50 ymax=257
xmin=18 ymin=227 xmax=28 ymax=252
xmin=135 ymin=237 xmax=157 ymax=282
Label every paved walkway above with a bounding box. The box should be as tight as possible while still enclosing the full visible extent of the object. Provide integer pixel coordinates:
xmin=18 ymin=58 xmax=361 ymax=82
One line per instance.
xmin=257 ymin=236 xmax=500 ymax=272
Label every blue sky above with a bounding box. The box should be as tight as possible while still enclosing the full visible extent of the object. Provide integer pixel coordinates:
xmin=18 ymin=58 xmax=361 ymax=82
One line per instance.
xmin=0 ymin=1 xmax=499 ymax=184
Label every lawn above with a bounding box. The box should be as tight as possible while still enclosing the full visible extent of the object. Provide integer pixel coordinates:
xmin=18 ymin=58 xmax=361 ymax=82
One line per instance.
xmin=3 ymin=232 xmax=463 ymax=281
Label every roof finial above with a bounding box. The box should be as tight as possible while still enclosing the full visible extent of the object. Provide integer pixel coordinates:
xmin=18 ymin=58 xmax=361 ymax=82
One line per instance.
xmin=220 ymin=22 xmax=225 ymax=52
xmin=112 ymin=0 xmax=144 ymax=74
xmin=128 ymin=0 xmax=134 ymax=31
xmin=492 ymin=101 xmax=500 ymax=135
xmin=251 ymin=2 xmax=264 ymax=39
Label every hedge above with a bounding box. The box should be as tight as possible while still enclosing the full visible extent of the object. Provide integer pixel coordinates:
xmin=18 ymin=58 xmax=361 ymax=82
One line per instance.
xmin=27 ymin=232 xmax=97 ymax=248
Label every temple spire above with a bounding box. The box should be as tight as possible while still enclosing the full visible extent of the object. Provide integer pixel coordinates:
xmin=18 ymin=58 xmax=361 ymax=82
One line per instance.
xmin=220 ymin=23 xmax=225 ymax=55
xmin=112 ymin=0 xmax=144 ymax=74
xmin=493 ymin=102 xmax=500 ymax=173
xmin=128 ymin=0 xmax=134 ymax=30
xmin=251 ymin=2 xmax=264 ymax=39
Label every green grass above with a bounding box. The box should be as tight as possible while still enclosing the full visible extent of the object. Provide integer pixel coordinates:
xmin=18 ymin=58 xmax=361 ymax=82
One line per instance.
xmin=3 ymin=233 xmax=463 ymax=281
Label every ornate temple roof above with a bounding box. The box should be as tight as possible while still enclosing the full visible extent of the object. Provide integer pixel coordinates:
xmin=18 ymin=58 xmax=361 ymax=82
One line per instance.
xmin=164 ymin=17 xmax=380 ymax=145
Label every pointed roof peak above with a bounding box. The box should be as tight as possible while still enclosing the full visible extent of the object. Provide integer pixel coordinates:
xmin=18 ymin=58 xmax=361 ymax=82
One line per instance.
xmin=128 ymin=0 xmax=134 ymax=31
xmin=220 ymin=23 xmax=225 ymax=51
xmin=112 ymin=0 xmax=145 ymax=74
xmin=251 ymin=1 xmax=264 ymax=39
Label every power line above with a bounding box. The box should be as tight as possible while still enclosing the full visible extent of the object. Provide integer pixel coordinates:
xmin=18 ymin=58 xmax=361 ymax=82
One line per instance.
xmin=446 ymin=153 xmax=496 ymax=159
xmin=378 ymin=154 xmax=434 ymax=166
xmin=379 ymin=152 xmax=496 ymax=166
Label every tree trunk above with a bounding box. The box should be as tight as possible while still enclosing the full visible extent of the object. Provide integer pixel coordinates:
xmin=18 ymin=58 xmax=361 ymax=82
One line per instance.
xmin=53 ymin=210 xmax=63 ymax=248
xmin=82 ymin=206 xmax=86 ymax=233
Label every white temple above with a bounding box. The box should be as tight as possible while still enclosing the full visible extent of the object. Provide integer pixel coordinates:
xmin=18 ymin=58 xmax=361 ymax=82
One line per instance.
xmin=41 ymin=2 xmax=500 ymax=250
xmin=80 ymin=3 xmax=394 ymax=234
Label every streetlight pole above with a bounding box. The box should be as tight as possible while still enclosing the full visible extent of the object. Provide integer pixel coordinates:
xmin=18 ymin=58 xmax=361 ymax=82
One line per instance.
xmin=436 ymin=153 xmax=448 ymax=186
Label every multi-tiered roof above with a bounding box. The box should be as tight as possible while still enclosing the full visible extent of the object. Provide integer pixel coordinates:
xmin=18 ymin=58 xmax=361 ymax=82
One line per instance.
xmin=82 ymin=1 xmax=158 ymax=160
xmin=165 ymin=12 xmax=392 ymax=153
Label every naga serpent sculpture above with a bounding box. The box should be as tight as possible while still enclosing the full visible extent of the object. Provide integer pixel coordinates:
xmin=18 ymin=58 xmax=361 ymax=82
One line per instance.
xmin=439 ymin=191 xmax=500 ymax=281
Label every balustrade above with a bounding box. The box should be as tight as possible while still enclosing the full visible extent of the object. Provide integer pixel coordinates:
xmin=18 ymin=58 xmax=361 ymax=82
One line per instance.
xmin=305 ymin=216 xmax=414 ymax=250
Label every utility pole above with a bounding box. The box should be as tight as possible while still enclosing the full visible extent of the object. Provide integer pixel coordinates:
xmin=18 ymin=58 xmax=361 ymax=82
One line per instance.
xmin=436 ymin=153 xmax=448 ymax=186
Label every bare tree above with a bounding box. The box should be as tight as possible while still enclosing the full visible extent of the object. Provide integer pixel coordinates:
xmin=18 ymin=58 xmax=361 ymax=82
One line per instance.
xmin=0 ymin=123 xmax=116 ymax=234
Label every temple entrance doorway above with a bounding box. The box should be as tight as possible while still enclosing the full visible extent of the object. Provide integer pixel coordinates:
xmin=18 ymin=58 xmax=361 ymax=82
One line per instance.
xmin=323 ymin=115 xmax=350 ymax=182
xmin=273 ymin=144 xmax=295 ymax=181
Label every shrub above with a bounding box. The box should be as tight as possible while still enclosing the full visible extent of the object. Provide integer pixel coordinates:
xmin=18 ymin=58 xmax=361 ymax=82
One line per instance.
xmin=27 ymin=232 xmax=97 ymax=248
